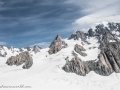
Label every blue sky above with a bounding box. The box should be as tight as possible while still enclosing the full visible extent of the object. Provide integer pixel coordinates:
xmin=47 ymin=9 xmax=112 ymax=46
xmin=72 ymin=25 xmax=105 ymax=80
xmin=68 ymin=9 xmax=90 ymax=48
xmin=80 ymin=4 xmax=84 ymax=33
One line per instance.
xmin=0 ymin=0 xmax=120 ymax=48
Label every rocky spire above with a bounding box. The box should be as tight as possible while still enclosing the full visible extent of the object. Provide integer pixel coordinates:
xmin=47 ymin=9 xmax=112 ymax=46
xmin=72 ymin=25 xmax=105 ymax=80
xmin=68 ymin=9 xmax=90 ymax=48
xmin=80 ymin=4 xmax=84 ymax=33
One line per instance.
xmin=33 ymin=45 xmax=41 ymax=53
xmin=48 ymin=34 xmax=67 ymax=54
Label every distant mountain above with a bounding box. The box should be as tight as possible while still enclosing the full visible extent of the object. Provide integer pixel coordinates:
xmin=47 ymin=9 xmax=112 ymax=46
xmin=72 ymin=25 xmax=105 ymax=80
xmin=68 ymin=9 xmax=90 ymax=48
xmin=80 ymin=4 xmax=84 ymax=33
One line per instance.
xmin=0 ymin=45 xmax=42 ymax=58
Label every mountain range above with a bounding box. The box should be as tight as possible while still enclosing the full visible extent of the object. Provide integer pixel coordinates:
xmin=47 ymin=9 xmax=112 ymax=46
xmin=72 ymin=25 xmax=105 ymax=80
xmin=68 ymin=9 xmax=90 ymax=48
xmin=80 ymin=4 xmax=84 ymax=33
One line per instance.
xmin=1 ymin=22 xmax=120 ymax=90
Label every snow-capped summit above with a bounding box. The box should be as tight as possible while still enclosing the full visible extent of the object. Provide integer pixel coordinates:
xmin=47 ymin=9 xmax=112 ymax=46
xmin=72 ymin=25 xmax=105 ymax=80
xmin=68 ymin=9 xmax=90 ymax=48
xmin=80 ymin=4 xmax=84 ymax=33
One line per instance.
xmin=88 ymin=22 xmax=120 ymax=37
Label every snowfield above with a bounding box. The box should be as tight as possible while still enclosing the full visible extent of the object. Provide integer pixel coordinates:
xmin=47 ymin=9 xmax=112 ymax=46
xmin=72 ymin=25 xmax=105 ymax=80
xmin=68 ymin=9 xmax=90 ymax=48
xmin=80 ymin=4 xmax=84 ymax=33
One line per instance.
xmin=0 ymin=39 xmax=120 ymax=90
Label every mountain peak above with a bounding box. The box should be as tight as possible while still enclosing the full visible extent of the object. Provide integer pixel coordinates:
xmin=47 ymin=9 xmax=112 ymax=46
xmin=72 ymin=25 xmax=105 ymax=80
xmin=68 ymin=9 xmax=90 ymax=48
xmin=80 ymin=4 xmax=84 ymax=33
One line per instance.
xmin=55 ymin=34 xmax=62 ymax=41
xmin=33 ymin=45 xmax=41 ymax=53
xmin=48 ymin=35 xmax=67 ymax=54
xmin=68 ymin=30 xmax=87 ymax=41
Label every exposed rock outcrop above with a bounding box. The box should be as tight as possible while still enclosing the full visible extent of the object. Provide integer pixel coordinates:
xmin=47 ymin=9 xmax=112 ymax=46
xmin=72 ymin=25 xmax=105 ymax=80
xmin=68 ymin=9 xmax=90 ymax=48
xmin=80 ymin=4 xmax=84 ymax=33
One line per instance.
xmin=48 ymin=35 xmax=67 ymax=54
xmin=33 ymin=45 xmax=41 ymax=53
xmin=74 ymin=44 xmax=87 ymax=56
xmin=63 ymin=42 xmax=120 ymax=76
xmin=63 ymin=56 xmax=86 ymax=76
xmin=26 ymin=46 xmax=32 ymax=51
xmin=6 ymin=51 xmax=33 ymax=69
xmin=68 ymin=30 xmax=87 ymax=41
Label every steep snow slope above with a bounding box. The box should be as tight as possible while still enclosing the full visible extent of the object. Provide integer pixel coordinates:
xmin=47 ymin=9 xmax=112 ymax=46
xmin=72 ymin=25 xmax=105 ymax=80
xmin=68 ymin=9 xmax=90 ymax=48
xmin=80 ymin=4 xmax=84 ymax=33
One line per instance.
xmin=0 ymin=38 xmax=120 ymax=90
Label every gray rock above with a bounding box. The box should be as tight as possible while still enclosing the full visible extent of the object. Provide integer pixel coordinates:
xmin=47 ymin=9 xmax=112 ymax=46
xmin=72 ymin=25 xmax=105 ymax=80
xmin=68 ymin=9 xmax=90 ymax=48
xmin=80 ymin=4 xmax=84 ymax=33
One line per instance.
xmin=74 ymin=44 xmax=87 ymax=56
xmin=26 ymin=46 xmax=32 ymax=51
xmin=63 ymin=22 xmax=120 ymax=76
xmin=63 ymin=56 xmax=86 ymax=76
xmin=68 ymin=30 xmax=87 ymax=41
xmin=6 ymin=51 xmax=33 ymax=69
xmin=33 ymin=45 xmax=41 ymax=53
xmin=48 ymin=35 xmax=67 ymax=54
xmin=63 ymin=42 xmax=120 ymax=76
xmin=71 ymin=51 xmax=78 ymax=57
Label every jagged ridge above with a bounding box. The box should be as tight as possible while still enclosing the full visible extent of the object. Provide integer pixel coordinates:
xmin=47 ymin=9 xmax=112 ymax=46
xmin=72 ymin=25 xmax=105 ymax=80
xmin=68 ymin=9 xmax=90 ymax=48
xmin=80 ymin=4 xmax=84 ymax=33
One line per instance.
xmin=63 ymin=22 xmax=120 ymax=76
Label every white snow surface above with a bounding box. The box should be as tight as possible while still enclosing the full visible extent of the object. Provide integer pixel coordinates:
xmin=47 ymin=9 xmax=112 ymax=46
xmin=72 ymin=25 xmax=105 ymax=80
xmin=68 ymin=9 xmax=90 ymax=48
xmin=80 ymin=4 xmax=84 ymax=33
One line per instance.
xmin=0 ymin=39 xmax=120 ymax=90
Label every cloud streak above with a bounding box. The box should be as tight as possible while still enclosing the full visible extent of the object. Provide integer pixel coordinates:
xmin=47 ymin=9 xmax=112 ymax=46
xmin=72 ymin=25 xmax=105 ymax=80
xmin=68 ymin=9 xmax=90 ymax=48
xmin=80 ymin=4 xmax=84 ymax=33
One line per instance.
xmin=0 ymin=42 xmax=6 ymax=45
xmin=31 ymin=42 xmax=50 ymax=48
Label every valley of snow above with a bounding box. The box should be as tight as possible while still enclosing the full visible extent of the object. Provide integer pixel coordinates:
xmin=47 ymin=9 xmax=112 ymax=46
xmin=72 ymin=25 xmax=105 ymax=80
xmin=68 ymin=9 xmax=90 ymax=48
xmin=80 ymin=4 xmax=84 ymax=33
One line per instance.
xmin=0 ymin=38 xmax=120 ymax=90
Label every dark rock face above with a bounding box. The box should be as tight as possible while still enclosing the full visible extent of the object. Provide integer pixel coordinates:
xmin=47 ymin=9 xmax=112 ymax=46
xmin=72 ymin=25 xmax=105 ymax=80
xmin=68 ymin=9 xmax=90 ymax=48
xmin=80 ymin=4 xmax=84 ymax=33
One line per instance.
xmin=6 ymin=51 xmax=33 ymax=69
xmin=87 ymin=22 xmax=120 ymax=37
xmin=63 ymin=42 xmax=120 ymax=76
xmin=33 ymin=45 xmax=41 ymax=53
xmin=99 ymin=32 xmax=119 ymax=48
xmin=63 ymin=56 xmax=86 ymax=76
xmin=48 ymin=35 xmax=67 ymax=54
xmin=74 ymin=44 xmax=87 ymax=56
xmin=64 ymin=22 xmax=120 ymax=76
xmin=68 ymin=30 xmax=87 ymax=41
xmin=87 ymin=22 xmax=120 ymax=47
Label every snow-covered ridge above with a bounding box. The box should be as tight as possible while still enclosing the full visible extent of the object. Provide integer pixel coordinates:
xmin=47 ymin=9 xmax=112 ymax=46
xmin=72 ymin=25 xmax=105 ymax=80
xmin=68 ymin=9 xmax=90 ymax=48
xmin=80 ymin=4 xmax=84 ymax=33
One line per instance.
xmin=0 ymin=45 xmax=41 ymax=58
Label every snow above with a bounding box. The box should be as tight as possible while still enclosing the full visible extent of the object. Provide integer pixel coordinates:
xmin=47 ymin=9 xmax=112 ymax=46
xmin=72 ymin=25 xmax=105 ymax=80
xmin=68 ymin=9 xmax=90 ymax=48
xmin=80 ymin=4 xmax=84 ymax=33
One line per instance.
xmin=101 ymin=21 xmax=109 ymax=27
xmin=112 ymin=31 xmax=120 ymax=36
xmin=0 ymin=38 xmax=120 ymax=90
xmin=109 ymin=40 xmax=116 ymax=42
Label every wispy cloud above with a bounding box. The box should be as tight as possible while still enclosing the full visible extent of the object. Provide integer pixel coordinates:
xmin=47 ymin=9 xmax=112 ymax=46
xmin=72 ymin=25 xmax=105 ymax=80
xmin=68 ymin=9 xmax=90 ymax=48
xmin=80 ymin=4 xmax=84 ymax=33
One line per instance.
xmin=0 ymin=42 xmax=7 ymax=45
xmin=31 ymin=42 xmax=50 ymax=48
xmin=1 ymin=0 xmax=119 ymax=47
xmin=67 ymin=0 xmax=120 ymax=31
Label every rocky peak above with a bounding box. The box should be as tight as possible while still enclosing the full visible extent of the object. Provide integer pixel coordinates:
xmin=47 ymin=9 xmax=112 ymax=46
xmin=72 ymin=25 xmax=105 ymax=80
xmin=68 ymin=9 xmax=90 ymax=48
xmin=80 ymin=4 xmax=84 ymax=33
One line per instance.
xmin=69 ymin=22 xmax=120 ymax=40
xmin=49 ymin=34 xmax=63 ymax=48
xmin=33 ymin=45 xmax=41 ymax=53
xmin=68 ymin=22 xmax=120 ymax=49
xmin=55 ymin=34 xmax=62 ymax=41
xmin=88 ymin=22 xmax=120 ymax=37
xmin=68 ymin=30 xmax=87 ymax=41
xmin=26 ymin=46 xmax=32 ymax=51
xmin=48 ymin=34 xmax=67 ymax=54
